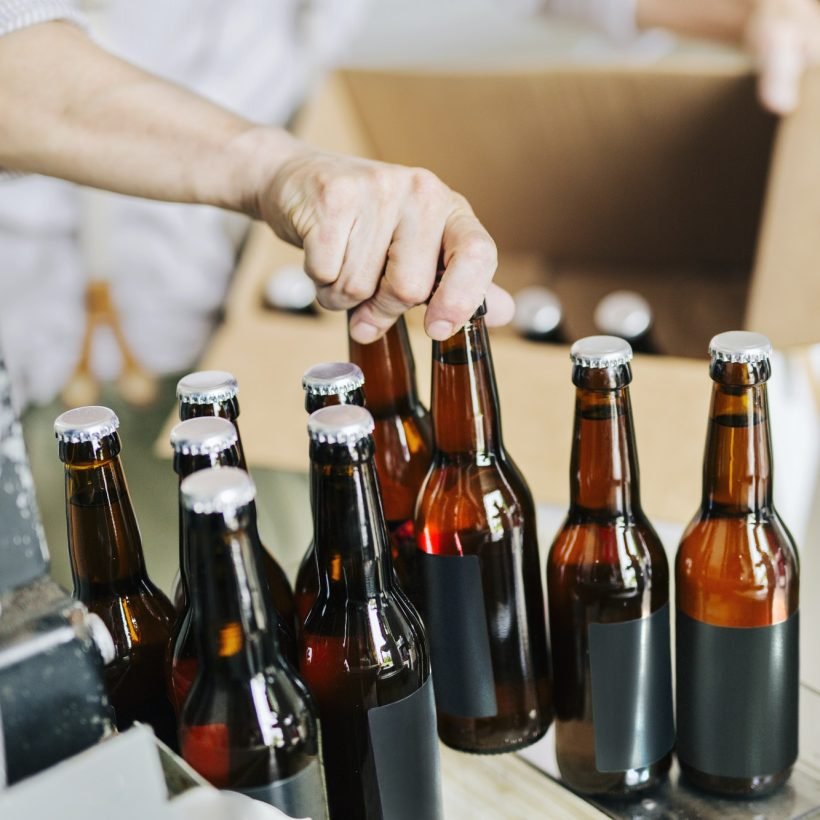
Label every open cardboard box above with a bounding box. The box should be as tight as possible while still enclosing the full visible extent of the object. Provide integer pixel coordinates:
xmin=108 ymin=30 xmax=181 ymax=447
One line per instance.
xmin=161 ymin=62 xmax=820 ymax=526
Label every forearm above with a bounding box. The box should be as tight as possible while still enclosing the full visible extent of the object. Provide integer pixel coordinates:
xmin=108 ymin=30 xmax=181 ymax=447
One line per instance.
xmin=636 ymin=0 xmax=753 ymax=43
xmin=0 ymin=21 xmax=299 ymax=214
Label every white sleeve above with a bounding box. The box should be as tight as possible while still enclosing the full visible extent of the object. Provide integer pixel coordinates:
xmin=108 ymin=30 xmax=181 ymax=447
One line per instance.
xmin=508 ymin=0 xmax=639 ymax=41
xmin=0 ymin=0 xmax=86 ymax=38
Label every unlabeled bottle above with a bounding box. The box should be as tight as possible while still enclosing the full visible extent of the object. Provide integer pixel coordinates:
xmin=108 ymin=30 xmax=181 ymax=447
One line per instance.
xmin=179 ymin=467 xmax=328 ymax=820
xmin=415 ymin=304 xmax=552 ymax=753
xmin=295 ymin=362 xmax=365 ymax=624
xmin=593 ymin=290 xmax=656 ymax=354
xmin=676 ymin=331 xmax=799 ymax=798
xmin=301 ymin=405 xmax=442 ymax=820
xmin=547 ymin=336 xmax=674 ymax=795
xmin=55 ymin=405 xmax=177 ymax=747
xmin=349 ymin=315 xmax=434 ymax=606
xmin=512 ymin=286 xmax=564 ymax=343
xmin=176 ymin=371 xmax=296 ymax=635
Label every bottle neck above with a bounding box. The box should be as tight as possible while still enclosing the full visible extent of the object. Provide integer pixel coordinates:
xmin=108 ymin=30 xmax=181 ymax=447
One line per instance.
xmin=62 ymin=436 xmax=147 ymax=591
xmin=349 ymin=316 xmax=420 ymax=414
xmin=569 ymin=385 xmax=641 ymax=519
xmin=305 ymin=386 xmax=365 ymax=415
xmin=431 ymin=315 xmax=502 ymax=459
xmin=179 ymin=400 xmax=247 ymax=470
xmin=186 ymin=505 xmax=277 ymax=674
xmin=310 ymin=441 xmax=394 ymax=602
xmin=702 ymin=381 xmax=773 ymax=515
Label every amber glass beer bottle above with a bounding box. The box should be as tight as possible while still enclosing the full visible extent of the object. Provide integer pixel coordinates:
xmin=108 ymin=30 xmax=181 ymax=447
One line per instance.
xmin=676 ymin=332 xmax=799 ymax=797
xmin=349 ymin=315 xmax=433 ymax=604
xmin=179 ymin=467 xmax=328 ymax=819
xmin=176 ymin=370 xmax=295 ymax=635
xmin=415 ymin=304 xmax=551 ymax=753
xmin=547 ymin=337 xmax=673 ymax=795
xmin=55 ymin=406 xmax=177 ymax=746
xmin=295 ymin=362 xmax=366 ymax=624
xmin=301 ymin=405 xmax=442 ymax=820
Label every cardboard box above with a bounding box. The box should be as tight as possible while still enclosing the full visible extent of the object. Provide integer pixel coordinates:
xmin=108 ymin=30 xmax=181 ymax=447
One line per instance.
xmin=162 ymin=62 xmax=820 ymax=525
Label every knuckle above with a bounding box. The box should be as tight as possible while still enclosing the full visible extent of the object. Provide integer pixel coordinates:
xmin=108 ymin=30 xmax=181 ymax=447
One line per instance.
xmin=318 ymin=175 xmax=358 ymax=211
xmin=460 ymin=232 xmax=497 ymax=267
xmin=390 ymin=278 xmax=429 ymax=307
xmin=410 ymin=167 xmax=443 ymax=198
xmin=339 ymin=278 xmax=372 ymax=303
xmin=367 ymin=166 xmax=395 ymax=197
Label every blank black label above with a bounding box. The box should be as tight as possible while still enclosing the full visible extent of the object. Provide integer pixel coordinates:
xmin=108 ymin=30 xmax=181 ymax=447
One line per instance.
xmin=367 ymin=675 xmax=443 ymax=820
xmin=238 ymin=759 xmax=328 ymax=819
xmin=588 ymin=603 xmax=675 ymax=772
xmin=418 ymin=551 xmax=497 ymax=718
xmin=676 ymin=610 xmax=799 ymax=779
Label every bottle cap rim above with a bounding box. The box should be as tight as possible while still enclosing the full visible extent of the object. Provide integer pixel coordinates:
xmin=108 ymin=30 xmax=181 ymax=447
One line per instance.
xmin=594 ymin=290 xmax=652 ymax=340
xmin=709 ymin=331 xmax=772 ymax=364
xmin=176 ymin=370 xmax=238 ymax=404
xmin=307 ymin=404 xmax=375 ymax=445
xmin=170 ymin=417 xmax=238 ymax=456
xmin=570 ymin=335 xmax=633 ymax=369
xmin=54 ymin=406 xmax=120 ymax=443
xmin=180 ymin=466 xmax=256 ymax=514
xmin=512 ymin=286 xmax=562 ymax=336
xmin=302 ymin=362 xmax=365 ymax=396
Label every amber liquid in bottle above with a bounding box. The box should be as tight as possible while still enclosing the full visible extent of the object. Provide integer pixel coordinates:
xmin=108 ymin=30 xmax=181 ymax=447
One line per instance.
xmin=300 ymin=429 xmax=431 ymax=819
xmin=178 ymin=395 xmax=296 ymax=643
xmin=179 ymin=480 xmax=326 ymax=817
xmin=676 ymin=358 xmax=799 ymax=797
xmin=61 ymin=434 xmax=177 ymax=747
xmin=547 ymin=359 xmax=671 ymax=794
xmin=350 ymin=316 xmax=434 ymax=606
xmin=416 ymin=310 xmax=552 ymax=753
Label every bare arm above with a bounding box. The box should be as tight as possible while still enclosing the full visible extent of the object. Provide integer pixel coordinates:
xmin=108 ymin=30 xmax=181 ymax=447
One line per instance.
xmin=0 ymin=22 xmax=511 ymax=340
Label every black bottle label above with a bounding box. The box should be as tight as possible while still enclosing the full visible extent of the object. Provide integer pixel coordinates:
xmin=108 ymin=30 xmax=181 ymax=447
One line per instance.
xmin=418 ymin=551 xmax=497 ymax=718
xmin=676 ymin=609 xmax=799 ymax=778
xmin=367 ymin=674 xmax=444 ymax=820
xmin=238 ymin=758 xmax=328 ymax=819
xmin=588 ymin=602 xmax=675 ymax=772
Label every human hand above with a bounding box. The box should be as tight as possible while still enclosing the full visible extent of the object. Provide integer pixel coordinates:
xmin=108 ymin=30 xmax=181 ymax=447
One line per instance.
xmin=745 ymin=0 xmax=820 ymax=113
xmin=255 ymin=140 xmax=513 ymax=343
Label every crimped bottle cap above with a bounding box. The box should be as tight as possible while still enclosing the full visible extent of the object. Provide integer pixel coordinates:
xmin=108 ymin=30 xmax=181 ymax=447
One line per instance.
xmin=302 ymin=362 xmax=365 ymax=396
xmin=512 ymin=286 xmax=562 ymax=337
xmin=594 ymin=290 xmax=652 ymax=340
xmin=709 ymin=331 xmax=772 ymax=364
xmin=54 ymin=406 xmax=119 ymax=443
xmin=570 ymin=336 xmax=633 ymax=369
xmin=170 ymin=417 xmax=237 ymax=456
xmin=181 ymin=466 xmax=256 ymax=514
xmin=307 ymin=405 xmax=375 ymax=445
xmin=176 ymin=371 xmax=238 ymax=405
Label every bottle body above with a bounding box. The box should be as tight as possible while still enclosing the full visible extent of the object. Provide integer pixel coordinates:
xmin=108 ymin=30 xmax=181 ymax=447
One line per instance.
xmin=675 ymin=344 xmax=799 ymax=797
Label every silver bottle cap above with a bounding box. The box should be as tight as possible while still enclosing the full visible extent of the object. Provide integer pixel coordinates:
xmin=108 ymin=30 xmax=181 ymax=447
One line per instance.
xmin=512 ymin=286 xmax=562 ymax=337
xmin=264 ymin=265 xmax=317 ymax=312
xmin=170 ymin=417 xmax=238 ymax=456
xmin=302 ymin=362 xmax=365 ymax=397
xmin=709 ymin=331 xmax=772 ymax=364
xmin=308 ymin=405 xmax=375 ymax=445
xmin=594 ymin=290 xmax=653 ymax=340
xmin=181 ymin=466 xmax=256 ymax=515
xmin=176 ymin=371 xmax=238 ymax=405
xmin=570 ymin=335 xmax=633 ymax=369
xmin=54 ymin=406 xmax=120 ymax=443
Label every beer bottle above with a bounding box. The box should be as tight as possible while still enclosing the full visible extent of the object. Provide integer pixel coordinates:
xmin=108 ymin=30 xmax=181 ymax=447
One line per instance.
xmin=676 ymin=331 xmax=799 ymax=797
xmin=547 ymin=336 xmax=674 ymax=795
xmin=295 ymin=362 xmax=365 ymax=624
xmin=349 ymin=315 xmax=433 ymax=605
xmin=55 ymin=405 xmax=177 ymax=746
xmin=415 ymin=303 xmax=552 ymax=753
xmin=168 ymin=416 xmax=297 ymax=707
xmin=179 ymin=467 xmax=328 ymax=820
xmin=301 ymin=405 xmax=442 ymax=820
xmin=176 ymin=370 xmax=296 ymax=637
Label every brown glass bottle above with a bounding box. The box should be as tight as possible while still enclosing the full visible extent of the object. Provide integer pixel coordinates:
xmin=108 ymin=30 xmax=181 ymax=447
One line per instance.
xmin=349 ymin=315 xmax=433 ymax=606
xmin=294 ymin=362 xmax=365 ymax=624
xmin=179 ymin=467 xmax=328 ymax=819
xmin=55 ymin=405 xmax=177 ymax=747
xmin=300 ymin=405 xmax=442 ymax=820
xmin=415 ymin=305 xmax=552 ymax=754
xmin=547 ymin=337 xmax=673 ymax=795
xmin=676 ymin=331 xmax=799 ymax=798
xmin=176 ymin=370 xmax=296 ymax=636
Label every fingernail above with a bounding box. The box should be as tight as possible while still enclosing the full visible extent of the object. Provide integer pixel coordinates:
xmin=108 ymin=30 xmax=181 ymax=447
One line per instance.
xmin=350 ymin=321 xmax=380 ymax=344
xmin=427 ymin=320 xmax=454 ymax=340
